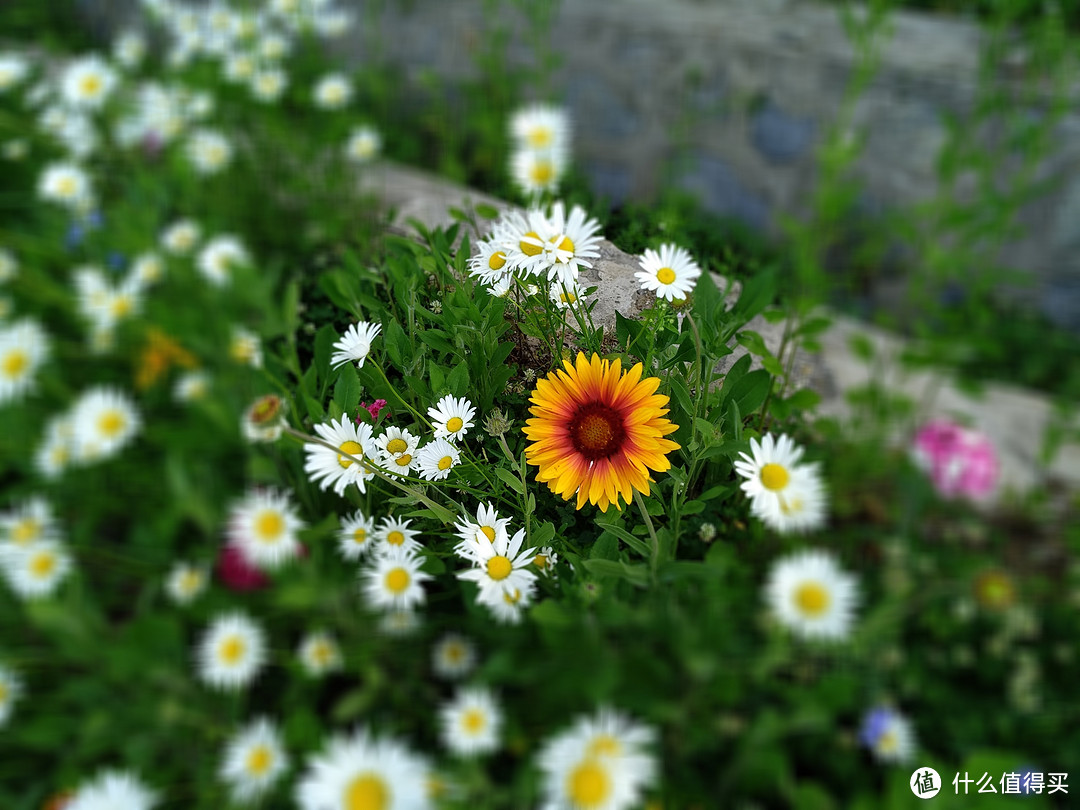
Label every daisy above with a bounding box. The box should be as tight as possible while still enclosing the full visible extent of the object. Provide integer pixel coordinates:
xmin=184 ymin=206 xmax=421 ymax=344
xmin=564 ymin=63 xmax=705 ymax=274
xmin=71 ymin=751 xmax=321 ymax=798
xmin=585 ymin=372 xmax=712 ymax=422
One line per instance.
xmin=1 ymin=496 xmax=58 ymax=547
xmin=250 ymin=68 xmax=288 ymax=103
xmin=130 ymin=252 xmax=164 ymax=286
xmin=0 ymin=663 xmax=21 ymax=727
xmin=330 ymin=321 xmax=381 ymax=369
xmin=338 ymin=509 xmax=377 ymax=560
xmin=229 ymin=327 xmax=262 ymax=368
xmin=427 ymin=395 xmax=476 ymax=443
xmin=537 ymin=708 xmax=657 ymax=810
xmin=34 ymin=414 xmax=75 ymax=479
xmin=197 ymin=234 xmax=249 ymax=286
xmin=764 ymin=549 xmax=859 ymax=641
xmin=196 ymin=612 xmax=267 ymax=690
xmin=373 ymin=515 xmax=423 ymax=555
xmin=60 ymin=55 xmax=118 ymax=110
xmin=313 ymin=8 xmax=353 ymax=37
xmin=185 ymin=128 xmax=232 ymax=175
xmin=227 ymin=487 xmax=306 ymax=571
xmin=304 ymin=415 xmax=379 ymax=496
xmin=165 ymin=561 xmax=207 ymax=605
xmin=0 ymin=319 xmax=49 ymax=405
xmin=38 ymin=162 xmax=93 ymax=211
xmin=550 ymin=278 xmax=586 ymax=310
xmin=734 ymin=433 xmax=828 ymax=534
xmin=241 ymin=394 xmax=286 ymax=443
xmin=66 ymin=770 xmax=157 ymax=810
xmin=452 ymin=502 xmax=512 ymax=557
xmin=344 ymin=125 xmax=381 ymax=163
xmin=0 ymin=54 xmax=30 ymax=93
xmin=510 ymin=147 xmax=568 ymax=197
xmin=440 ymin=687 xmax=502 ymax=757
xmin=70 ymin=386 xmax=141 ymax=463
xmin=510 ymin=103 xmax=570 ymax=152
xmin=378 ymin=607 xmax=421 ymax=637
xmin=313 ymin=73 xmax=352 ymax=109
xmin=1 ymin=539 xmax=72 ymax=599
xmin=113 ymin=30 xmax=147 ymax=68
xmin=859 ymin=705 xmax=917 ymax=765
xmin=431 ymin=633 xmax=477 ymax=679
xmin=466 ymin=234 xmax=514 ymax=287
xmin=523 ymin=352 xmax=680 ymax=512
xmin=361 ymin=545 xmax=431 ymax=612
xmin=224 ymin=52 xmax=257 ymax=83
xmin=375 ymin=426 xmax=420 ymax=476
xmin=220 ymin=717 xmax=289 ymax=804
xmin=415 ymin=438 xmax=461 ymax=481
xmin=524 ymin=201 xmax=603 ymax=286
xmin=533 ymin=545 xmax=558 ymax=574
xmin=298 ymin=631 xmax=343 ymax=676
xmin=174 ymin=370 xmax=210 ymax=403
xmin=294 ymin=727 xmax=432 ymax=810
xmin=635 ymin=243 xmax=702 ymax=302
xmin=484 ymin=577 xmax=536 ymax=624
xmin=161 ymin=219 xmax=201 ymax=255
xmin=257 ymin=32 xmax=292 ymax=61
xmin=456 ymin=527 xmax=537 ymax=605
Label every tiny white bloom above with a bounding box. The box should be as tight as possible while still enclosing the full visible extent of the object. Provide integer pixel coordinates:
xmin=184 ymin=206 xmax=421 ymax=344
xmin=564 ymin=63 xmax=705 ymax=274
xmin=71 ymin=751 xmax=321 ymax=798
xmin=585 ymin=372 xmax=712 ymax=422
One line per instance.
xmin=313 ymin=73 xmax=352 ymax=109
xmin=510 ymin=147 xmax=567 ymax=197
xmin=0 ymin=54 xmax=31 ymax=93
xmin=0 ymin=496 xmax=59 ymax=547
xmin=61 ymin=55 xmax=118 ymax=110
xmin=70 ymin=386 xmax=141 ymax=464
xmin=510 ymin=103 xmax=571 ymax=152
xmin=456 ymin=527 xmax=537 ymax=606
xmin=860 ymin=705 xmax=917 ymax=765
xmin=373 ymin=515 xmax=422 ymax=555
xmin=165 ymin=561 xmax=208 ymax=605
xmin=635 ymin=243 xmax=702 ymax=302
xmin=440 ymin=687 xmax=502 ymax=757
xmin=0 ymin=318 xmax=49 ymax=405
xmin=415 ymin=438 xmax=461 ymax=481
xmin=361 ymin=545 xmax=431 ymax=612
xmin=197 ymin=234 xmax=249 ymax=286
xmin=375 ymin=426 xmax=420 ymax=477
xmin=344 ymin=125 xmax=381 ymax=163
xmin=38 ymin=162 xmax=93 ymax=211
xmin=765 ymin=549 xmax=859 ymax=641
xmin=67 ymin=769 xmax=157 ymax=810
xmin=0 ymin=663 xmax=22 ymax=728
xmin=220 ymin=717 xmax=289 ymax=804
xmin=186 ymin=128 xmax=232 ymax=175
xmin=303 ymin=415 xmax=378 ymax=496
xmin=298 ymin=631 xmax=343 ymax=676
xmin=174 ymin=370 xmax=210 ymax=403
xmin=113 ymin=30 xmax=147 ymax=68
xmin=196 ymin=612 xmax=267 ymax=690
xmin=250 ymin=68 xmax=288 ymax=103
xmin=1 ymin=539 xmax=72 ymax=599
xmin=427 ymin=395 xmax=476 ymax=443
xmin=452 ymin=502 xmax=512 ymax=558
xmin=161 ymin=219 xmax=201 ymax=255
xmin=228 ymin=487 xmax=306 ymax=571
xmin=734 ymin=433 xmax=828 ymax=534
xmin=34 ymin=414 xmax=76 ymax=479
xmin=338 ymin=509 xmax=376 ymax=560
xmin=229 ymin=326 xmax=262 ymax=369
xmin=431 ymin=633 xmax=477 ymax=680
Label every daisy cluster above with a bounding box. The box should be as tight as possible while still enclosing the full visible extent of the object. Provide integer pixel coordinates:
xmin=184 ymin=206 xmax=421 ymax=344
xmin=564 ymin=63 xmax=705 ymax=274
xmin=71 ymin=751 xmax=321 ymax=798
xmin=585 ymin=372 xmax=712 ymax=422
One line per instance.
xmin=0 ymin=497 xmax=72 ymax=601
xmin=508 ymin=103 xmax=571 ymax=197
xmin=469 ymin=201 xmax=602 ymax=306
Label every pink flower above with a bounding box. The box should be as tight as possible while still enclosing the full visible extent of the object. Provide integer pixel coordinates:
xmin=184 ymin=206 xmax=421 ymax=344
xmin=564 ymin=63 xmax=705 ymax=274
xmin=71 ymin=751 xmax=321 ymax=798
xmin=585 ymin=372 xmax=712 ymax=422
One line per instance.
xmin=357 ymin=398 xmax=389 ymax=423
xmin=217 ymin=542 xmax=269 ymax=591
xmin=911 ymin=418 xmax=999 ymax=501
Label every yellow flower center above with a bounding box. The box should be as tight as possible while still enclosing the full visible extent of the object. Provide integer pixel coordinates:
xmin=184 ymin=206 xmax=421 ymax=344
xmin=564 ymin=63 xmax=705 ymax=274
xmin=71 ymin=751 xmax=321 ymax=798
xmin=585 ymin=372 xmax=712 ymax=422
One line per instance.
xmin=80 ymin=75 xmax=102 ymax=96
xmin=98 ymin=410 xmax=126 ymax=438
xmin=246 ymin=745 xmax=273 ymax=775
xmin=560 ymin=291 xmax=577 ymax=304
xmin=219 ymin=636 xmax=246 ymax=664
xmin=529 ymin=160 xmax=554 ymax=186
xmin=251 ymin=396 xmax=281 ymax=424
xmin=180 ymin=570 xmax=202 ymax=593
xmin=488 ymin=251 xmax=506 ymax=270
xmin=760 ymin=463 xmax=789 ymax=491
xmin=255 ymin=510 xmax=284 ymax=541
xmin=311 ymin=641 xmax=334 ymax=665
xmin=110 ymin=296 xmax=132 ymax=318
xmin=794 ymin=582 xmax=830 ymax=616
xmin=352 ymin=528 xmax=367 ymax=545
xmin=520 ymin=231 xmax=543 ymax=257
xmin=57 ymin=177 xmax=77 ymax=197
xmin=2 ymin=349 xmax=27 ymax=378
xmin=527 ymin=127 xmax=552 ymax=148
xmin=437 ymin=455 xmax=454 ymax=471
xmin=486 ymin=555 xmax=512 ymax=580
xmin=557 ymin=235 xmax=575 ymax=254
xmin=533 ymin=554 xmax=548 ymax=569
xmin=394 ymin=454 xmax=411 ymax=467
xmin=0 ymin=683 xmax=6 ymax=703
xmin=656 ymin=267 xmax=677 ymax=285
xmin=386 ymin=530 xmax=405 ymax=546
xmin=445 ymin=644 xmax=464 ymax=662
xmin=503 ymin=588 xmax=522 ymax=604
xmin=462 ymin=708 xmax=487 ymax=734
xmin=344 ymin=773 xmax=388 ymax=810
xmin=338 ymin=440 xmax=364 ymax=468
xmin=567 ymin=760 xmax=611 ymax=807
xmin=385 ymin=567 xmax=410 ymax=594
xmin=878 ymin=730 xmax=898 ymax=753
xmin=386 ymin=438 xmax=408 ymax=455
xmin=446 ymin=416 xmax=464 ymax=433
xmin=480 ymin=525 xmax=496 ymax=542
xmin=12 ymin=519 xmax=40 ymax=545
xmin=30 ymin=552 xmax=56 ymax=578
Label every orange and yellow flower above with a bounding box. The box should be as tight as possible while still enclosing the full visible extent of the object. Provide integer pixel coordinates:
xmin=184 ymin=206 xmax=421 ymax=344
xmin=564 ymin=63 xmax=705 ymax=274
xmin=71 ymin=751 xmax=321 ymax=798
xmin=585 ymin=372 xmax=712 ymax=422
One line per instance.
xmin=523 ymin=352 xmax=680 ymax=512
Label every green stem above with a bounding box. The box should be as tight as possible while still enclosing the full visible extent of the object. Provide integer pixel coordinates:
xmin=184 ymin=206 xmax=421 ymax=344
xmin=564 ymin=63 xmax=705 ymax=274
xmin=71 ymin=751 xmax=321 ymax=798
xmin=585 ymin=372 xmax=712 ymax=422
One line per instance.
xmin=634 ymin=489 xmax=661 ymax=580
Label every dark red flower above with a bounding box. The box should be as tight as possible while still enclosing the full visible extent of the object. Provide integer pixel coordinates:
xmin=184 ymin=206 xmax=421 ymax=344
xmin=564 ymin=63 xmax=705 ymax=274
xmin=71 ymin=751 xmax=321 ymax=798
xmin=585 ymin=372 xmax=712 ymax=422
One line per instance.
xmin=217 ymin=542 xmax=268 ymax=591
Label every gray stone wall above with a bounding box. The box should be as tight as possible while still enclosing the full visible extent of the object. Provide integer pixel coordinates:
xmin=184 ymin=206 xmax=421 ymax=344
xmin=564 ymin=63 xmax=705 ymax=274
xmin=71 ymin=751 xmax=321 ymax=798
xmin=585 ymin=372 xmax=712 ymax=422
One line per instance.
xmin=74 ymin=0 xmax=1080 ymax=331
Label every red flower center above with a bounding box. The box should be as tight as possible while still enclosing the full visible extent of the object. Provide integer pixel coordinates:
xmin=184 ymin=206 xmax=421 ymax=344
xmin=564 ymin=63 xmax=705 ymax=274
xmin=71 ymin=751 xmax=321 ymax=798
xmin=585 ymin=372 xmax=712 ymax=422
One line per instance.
xmin=570 ymin=403 xmax=625 ymax=460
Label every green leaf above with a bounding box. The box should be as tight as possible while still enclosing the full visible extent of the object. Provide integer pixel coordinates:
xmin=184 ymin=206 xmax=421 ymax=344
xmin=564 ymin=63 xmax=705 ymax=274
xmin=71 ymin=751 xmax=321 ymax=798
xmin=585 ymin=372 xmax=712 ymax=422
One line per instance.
xmin=595 ymin=517 xmax=652 ymax=559
xmin=333 ymin=364 xmax=361 ymax=414
xmin=735 ymin=330 xmax=772 ymax=358
xmin=429 ymin=363 xmax=445 ymax=395
xmin=733 ymin=267 xmax=777 ymax=322
xmin=589 ymin=531 xmax=620 ymax=561
xmin=304 ymin=394 xmax=325 ymax=421
xmin=657 ymin=560 xmax=713 ymax=582
xmin=615 ymin=311 xmax=646 ymax=353
xmin=784 ymin=388 xmax=821 ymax=411
xmin=474 ymin=203 xmax=500 ymax=219
xmin=494 ymin=466 xmax=525 ymax=495
xmin=383 ymin=318 xmax=409 ymax=367
xmin=762 ymin=355 xmax=785 ymax=377
xmin=848 ymin=332 xmax=875 ymax=361
xmin=418 ymin=329 xmax=455 ymax=356
xmin=582 ymin=559 xmax=649 ymax=587
xmin=447 ymin=361 xmax=470 ymax=397
xmin=531 ymin=521 xmax=556 ymax=548
xmin=314 ymin=324 xmax=338 ymax=379
xmin=728 ymin=368 xmax=772 ymax=416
